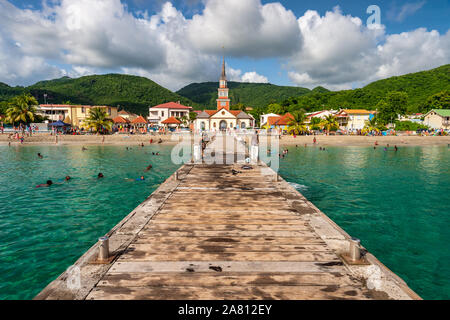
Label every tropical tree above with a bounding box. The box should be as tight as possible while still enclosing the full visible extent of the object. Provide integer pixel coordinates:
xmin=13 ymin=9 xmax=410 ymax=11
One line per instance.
xmin=424 ymin=90 xmax=450 ymax=111
xmin=189 ymin=112 xmax=198 ymax=122
xmin=267 ymin=103 xmax=287 ymax=115
xmin=377 ymin=91 xmax=408 ymax=125
xmin=0 ymin=101 xmax=9 ymax=116
xmin=320 ymin=115 xmax=339 ymax=135
xmin=287 ymin=111 xmax=307 ymax=135
xmin=5 ymin=94 xmax=39 ymax=125
xmin=83 ymin=108 xmax=113 ymax=133
xmin=309 ymin=117 xmax=322 ymax=130
xmin=230 ymin=103 xmax=246 ymax=112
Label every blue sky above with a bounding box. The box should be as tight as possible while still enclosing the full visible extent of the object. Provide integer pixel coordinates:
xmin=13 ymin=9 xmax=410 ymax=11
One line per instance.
xmin=1 ymin=0 xmax=449 ymax=90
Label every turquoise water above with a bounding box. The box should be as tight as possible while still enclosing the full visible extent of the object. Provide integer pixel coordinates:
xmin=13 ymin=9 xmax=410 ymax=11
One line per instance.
xmin=0 ymin=145 xmax=449 ymax=300
xmin=0 ymin=145 xmax=179 ymax=300
xmin=279 ymin=146 xmax=450 ymax=300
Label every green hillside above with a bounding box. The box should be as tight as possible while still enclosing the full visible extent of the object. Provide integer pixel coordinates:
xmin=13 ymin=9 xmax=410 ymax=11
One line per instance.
xmin=286 ymin=65 xmax=450 ymax=113
xmin=26 ymin=74 xmax=195 ymax=115
xmin=1 ymin=64 xmax=448 ymax=116
xmin=177 ymin=82 xmax=311 ymax=109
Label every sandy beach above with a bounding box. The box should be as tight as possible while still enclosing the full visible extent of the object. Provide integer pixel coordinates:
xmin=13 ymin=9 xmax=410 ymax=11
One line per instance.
xmin=0 ymin=133 xmax=180 ymax=146
xmin=278 ymin=135 xmax=450 ymax=147
xmin=1 ymin=133 xmax=449 ymax=147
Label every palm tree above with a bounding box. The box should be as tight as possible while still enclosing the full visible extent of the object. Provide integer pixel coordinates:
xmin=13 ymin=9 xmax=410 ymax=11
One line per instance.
xmin=320 ymin=115 xmax=339 ymax=135
xmin=6 ymin=94 xmax=38 ymax=125
xmin=83 ymin=108 xmax=113 ymax=134
xmin=288 ymin=111 xmax=307 ymax=135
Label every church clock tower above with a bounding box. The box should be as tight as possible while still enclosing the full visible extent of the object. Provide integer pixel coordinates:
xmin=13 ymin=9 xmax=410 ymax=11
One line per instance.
xmin=217 ymin=57 xmax=230 ymax=110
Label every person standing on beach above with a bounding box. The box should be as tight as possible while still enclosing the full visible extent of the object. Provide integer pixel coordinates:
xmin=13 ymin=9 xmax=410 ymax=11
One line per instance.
xmin=313 ymin=137 xmax=317 ymax=145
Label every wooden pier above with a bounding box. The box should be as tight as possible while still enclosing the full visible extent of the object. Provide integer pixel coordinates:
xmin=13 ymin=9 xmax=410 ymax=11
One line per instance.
xmin=36 ymin=135 xmax=420 ymax=300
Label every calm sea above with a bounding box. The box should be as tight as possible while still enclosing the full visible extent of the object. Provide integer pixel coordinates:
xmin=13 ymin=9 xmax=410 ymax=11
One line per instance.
xmin=0 ymin=145 xmax=448 ymax=299
xmin=0 ymin=145 xmax=179 ymax=300
xmin=279 ymin=145 xmax=450 ymax=300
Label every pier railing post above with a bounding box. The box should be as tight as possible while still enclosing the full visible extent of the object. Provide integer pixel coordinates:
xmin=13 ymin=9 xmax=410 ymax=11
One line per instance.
xmin=250 ymin=145 xmax=259 ymax=163
xmin=349 ymin=238 xmax=361 ymax=261
xmin=193 ymin=143 xmax=201 ymax=162
xmin=98 ymin=236 xmax=109 ymax=261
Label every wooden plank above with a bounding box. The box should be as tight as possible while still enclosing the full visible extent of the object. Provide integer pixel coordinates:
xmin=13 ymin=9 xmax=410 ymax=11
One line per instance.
xmin=118 ymin=250 xmax=339 ymax=262
xmin=108 ymin=261 xmax=346 ymax=274
xmin=133 ymin=236 xmax=326 ymax=245
xmin=149 ymin=219 xmax=308 ymax=225
xmin=138 ymin=230 xmax=318 ymax=238
xmin=127 ymin=244 xmax=332 ymax=253
xmin=97 ymin=272 xmax=360 ymax=288
xmin=86 ymin=285 xmax=371 ymax=300
xmin=144 ymin=223 xmax=312 ymax=231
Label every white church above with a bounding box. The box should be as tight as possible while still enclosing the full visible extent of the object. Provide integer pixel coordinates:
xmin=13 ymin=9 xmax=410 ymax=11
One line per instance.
xmin=194 ymin=58 xmax=254 ymax=131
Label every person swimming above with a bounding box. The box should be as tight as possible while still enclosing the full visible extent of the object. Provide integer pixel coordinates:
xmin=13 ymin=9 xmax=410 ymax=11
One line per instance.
xmin=125 ymin=176 xmax=145 ymax=182
xmin=82 ymin=146 xmax=87 ymax=151
xmin=36 ymin=180 xmax=53 ymax=188
xmin=65 ymin=176 xmax=71 ymax=181
xmin=98 ymin=173 xmax=104 ymax=179
xmin=395 ymin=145 xmax=398 ymax=152
xmin=37 ymin=153 xmax=43 ymax=159
xmin=145 ymin=165 xmax=153 ymax=172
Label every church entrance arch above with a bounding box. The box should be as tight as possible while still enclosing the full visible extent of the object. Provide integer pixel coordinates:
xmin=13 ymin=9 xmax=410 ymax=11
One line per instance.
xmin=219 ymin=120 xmax=227 ymax=131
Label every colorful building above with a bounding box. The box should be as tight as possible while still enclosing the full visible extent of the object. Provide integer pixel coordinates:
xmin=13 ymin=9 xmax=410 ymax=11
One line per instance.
xmin=148 ymin=102 xmax=192 ymax=127
xmin=424 ymin=109 xmax=450 ymax=130
xmin=336 ymin=109 xmax=376 ymax=131
xmin=37 ymin=104 xmax=118 ymax=128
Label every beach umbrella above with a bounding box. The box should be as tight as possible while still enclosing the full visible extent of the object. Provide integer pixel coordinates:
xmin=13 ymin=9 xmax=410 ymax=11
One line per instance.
xmin=49 ymin=120 xmax=71 ymax=127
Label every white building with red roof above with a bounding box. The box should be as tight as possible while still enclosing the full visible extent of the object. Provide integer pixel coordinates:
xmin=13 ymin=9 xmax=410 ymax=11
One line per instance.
xmin=193 ymin=57 xmax=254 ymax=131
xmin=148 ymin=101 xmax=192 ymax=126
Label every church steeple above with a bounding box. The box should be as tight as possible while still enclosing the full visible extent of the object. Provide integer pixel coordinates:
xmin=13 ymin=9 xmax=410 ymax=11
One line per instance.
xmin=217 ymin=56 xmax=230 ymax=110
xmin=221 ymin=56 xmax=226 ymax=81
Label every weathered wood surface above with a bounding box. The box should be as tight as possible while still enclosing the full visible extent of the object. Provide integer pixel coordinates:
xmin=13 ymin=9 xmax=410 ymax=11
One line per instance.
xmin=36 ymin=134 xmax=420 ymax=300
xmin=84 ymin=161 xmax=385 ymax=300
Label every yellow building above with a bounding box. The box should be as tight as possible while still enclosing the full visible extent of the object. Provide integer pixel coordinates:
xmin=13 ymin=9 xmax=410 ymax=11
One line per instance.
xmin=37 ymin=105 xmax=118 ymax=128
xmin=336 ymin=109 xmax=376 ymax=132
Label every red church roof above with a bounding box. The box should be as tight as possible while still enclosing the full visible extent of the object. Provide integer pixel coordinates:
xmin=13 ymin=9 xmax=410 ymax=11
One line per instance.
xmin=150 ymin=102 xmax=192 ymax=110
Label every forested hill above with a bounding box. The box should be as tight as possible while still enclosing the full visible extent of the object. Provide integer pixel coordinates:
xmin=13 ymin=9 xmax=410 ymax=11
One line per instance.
xmin=1 ymin=64 xmax=448 ymax=116
xmin=176 ymin=82 xmax=312 ymax=109
xmin=0 ymin=74 xmax=195 ymax=115
xmin=285 ymin=65 xmax=450 ymax=113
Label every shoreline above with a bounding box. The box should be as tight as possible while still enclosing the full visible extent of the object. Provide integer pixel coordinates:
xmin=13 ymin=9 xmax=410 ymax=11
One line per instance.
xmin=1 ymin=133 xmax=449 ymax=147
xmin=278 ymin=135 xmax=450 ymax=147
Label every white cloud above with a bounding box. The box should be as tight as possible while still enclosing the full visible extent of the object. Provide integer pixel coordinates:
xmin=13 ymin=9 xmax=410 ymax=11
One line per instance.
xmin=188 ymin=0 xmax=302 ymax=57
xmin=0 ymin=0 xmax=448 ymax=93
xmin=287 ymin=7 xmax=450 ymax=89
xmin=241 ymin=72 xmax=269 ymax=83
xmin=226 ymin=67 xmax=268 ymax=83
xmin=388 ymin=1 xmax=426 ymax=22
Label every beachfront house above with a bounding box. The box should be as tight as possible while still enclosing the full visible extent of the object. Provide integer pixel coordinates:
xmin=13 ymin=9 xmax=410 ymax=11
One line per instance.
xmin=260 ymin=113 xmax=281 ymax=127
xmin=336 ymin=109 xmax=376 ymax=132
xmin=262 ymin=113 xmax=294 ymax=132
xmin=148 ymin=102 xmax=192 ymax=127
xmin=424 ymin=109 xmax=450 ymax=130
xmin=37 ymin=104 xmax=118 ymax=128
xmin=118 ymin=110 xmax=138 ymax=122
